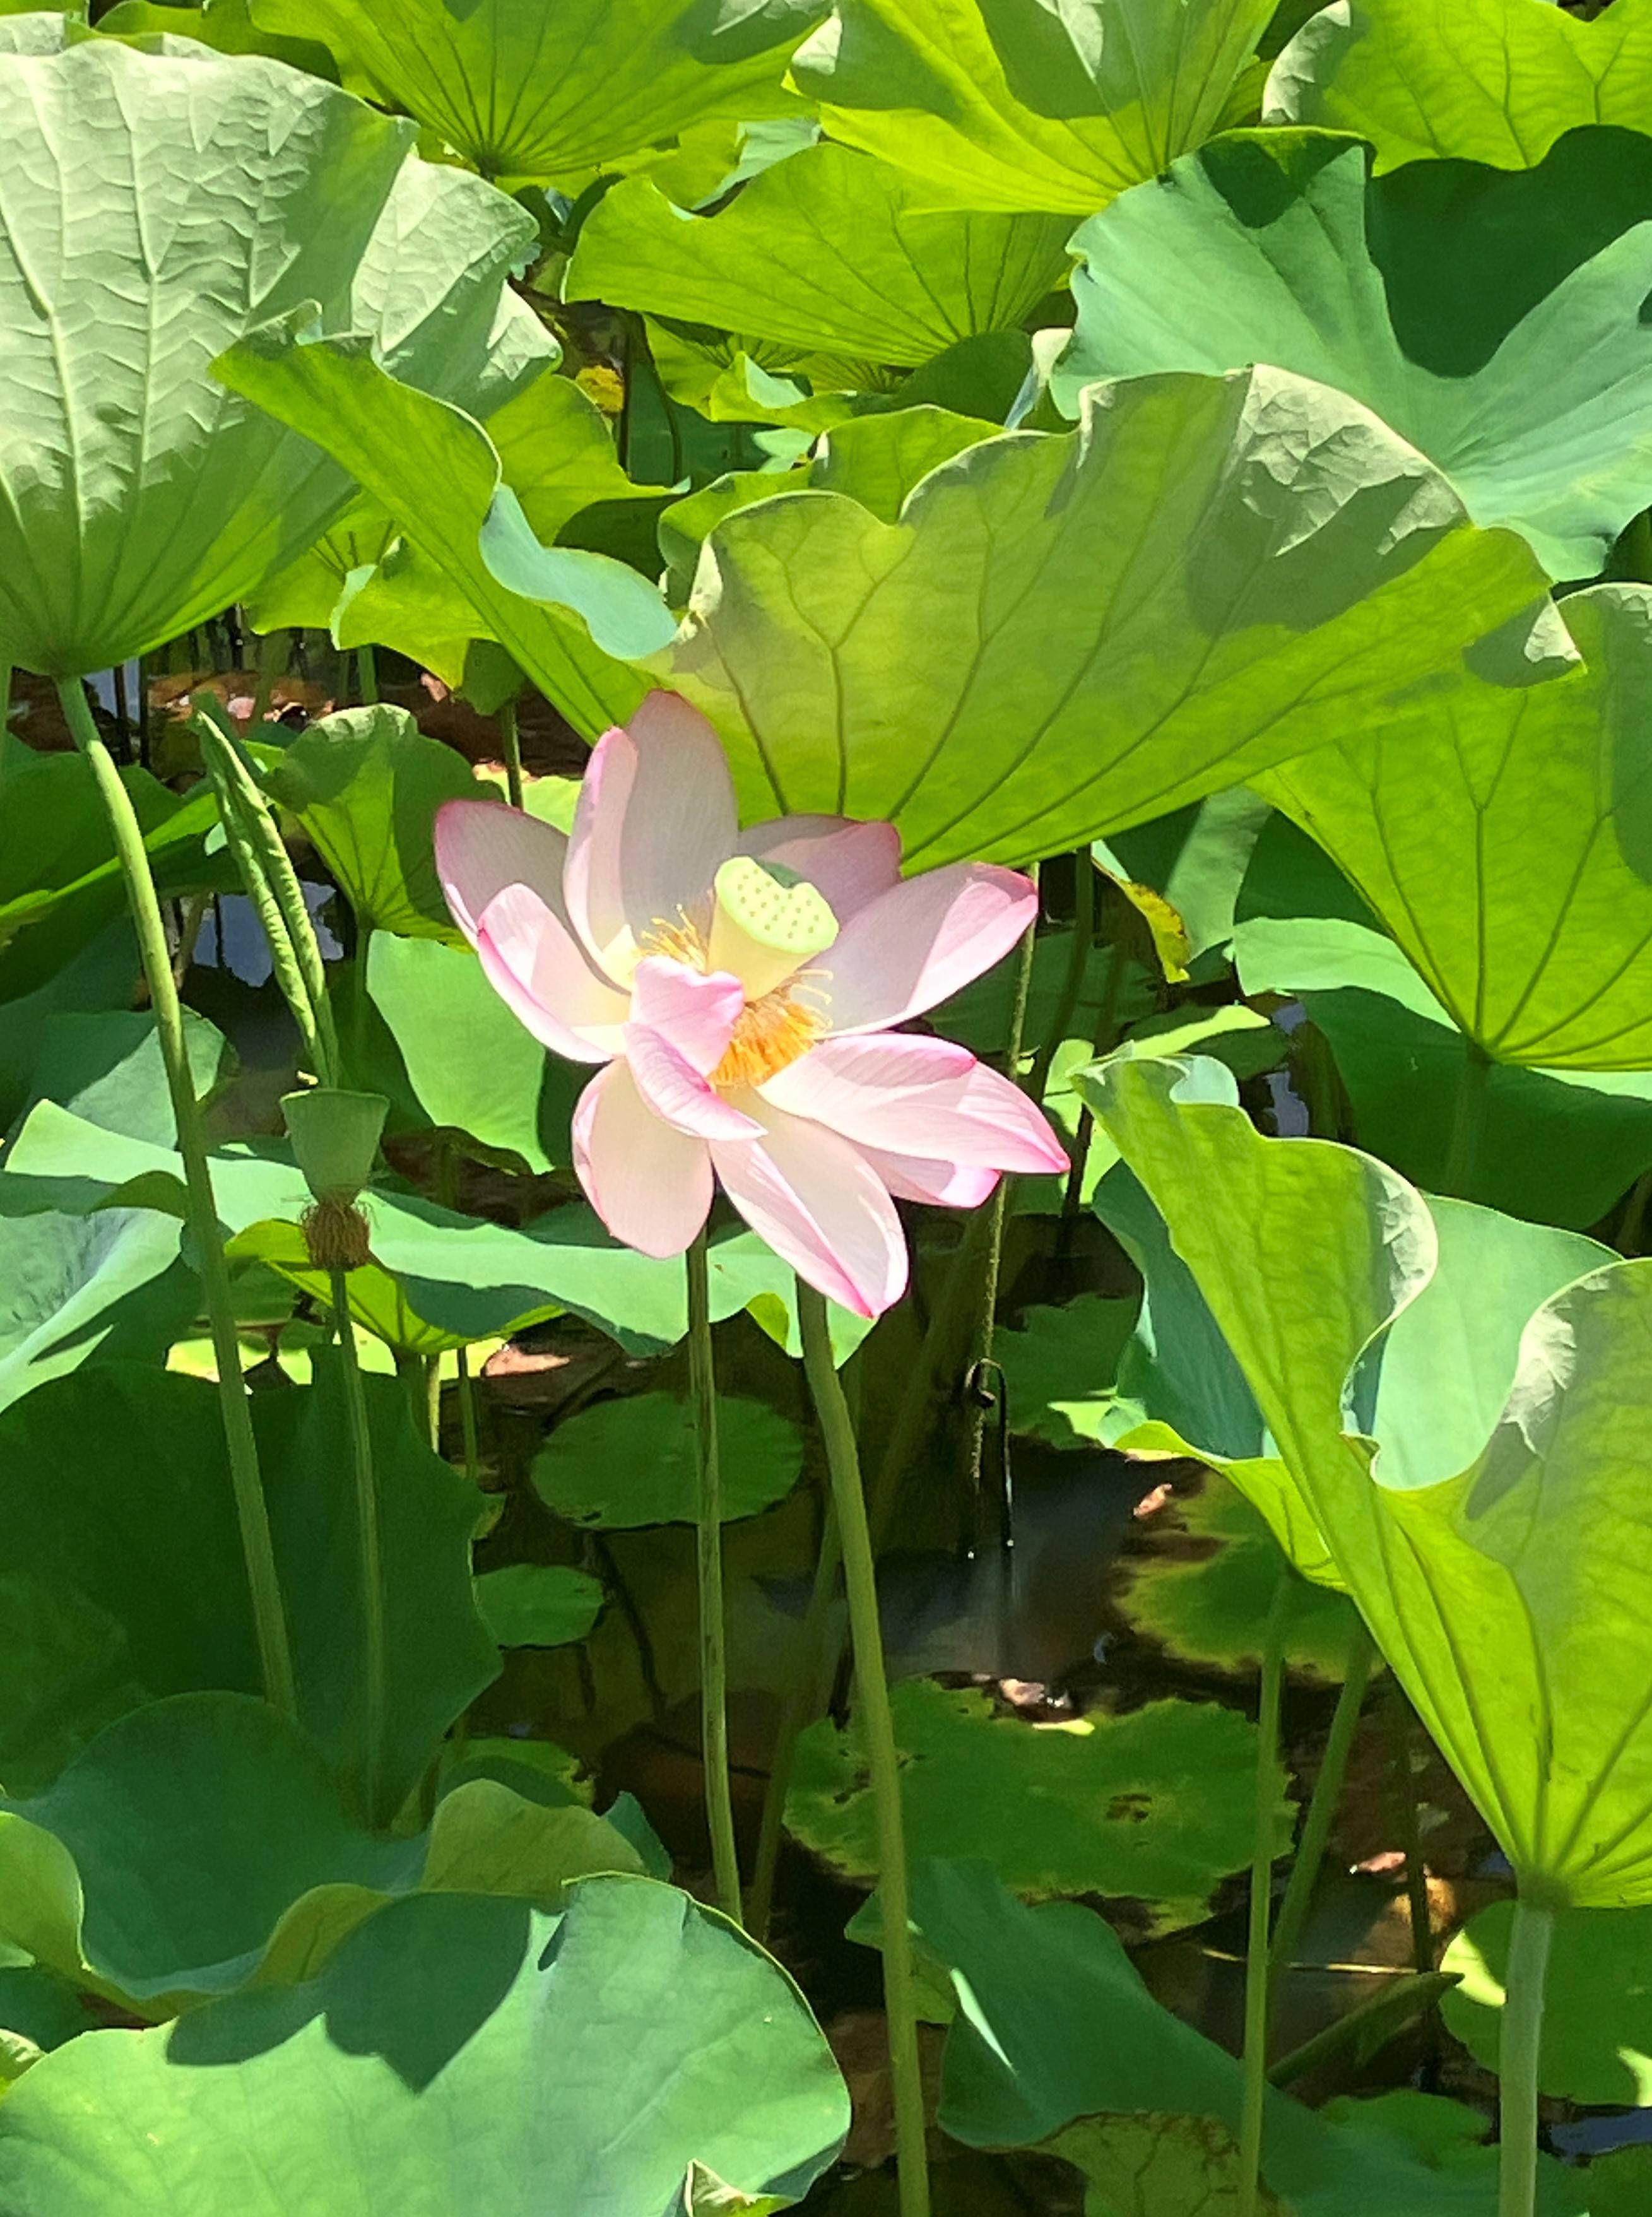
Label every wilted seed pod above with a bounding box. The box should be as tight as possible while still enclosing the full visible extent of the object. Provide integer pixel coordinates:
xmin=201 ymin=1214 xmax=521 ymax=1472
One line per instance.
xmin=281 ymin=1087 xmax=389 ymax=1274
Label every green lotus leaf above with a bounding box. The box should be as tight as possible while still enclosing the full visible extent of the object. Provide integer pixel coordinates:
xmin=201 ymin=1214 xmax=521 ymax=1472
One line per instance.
xmin=263 ymin=703 xmax=485 ymax=942
xmin=566 ymin=143 xmax=1073 ymax=365
xmin=994 ymin=1294 xmax=1141 ymax=1446
xmin=791 ymin=0 xmax=1275 ymax=214
xmin=531 ymin=1393 xmax=805 ymax=1529
xmin=0 ymin=1692 xmax=644 ymax=2007
xmin=0 ymin=1207 xmax=192 ymax=1417
xmin=1586 ymin=2148 xmax=1652 ymax=2217
xmin=1255 ymin=586 xmax=1652 ymax=1066
xmin=661 ymin=367 xmax=1562 ymax=867
xmin=1265 ymin=0 xmax=1652 ymax=173
xmin=912 ymin=1858 xmax=1529 ymax=2213
xmin=789 ymin=1679 xmax=1292 ymax=1934
xmin=0 ymin=1875 xmax=849 ymax=2210
xmin=98 ymin=0 xmax=338 ymax=72
xmin=1052 ymin=2112 xmax=1292 ymax=2215
xmin=1232 ymin=817 xmax=1652 ymax=1226
xmin=218 ymin=327 xmax=653 ymax=735
xmin=1442 ymin=1898 xmax=1652 ymax=2108
xmin=1114 ymin=1474 xmax=1360 ymax=1684
xmin=473 ymin=1565 xmax=605 ymax=1649
xmin=0 ymin=27 xmax=550 ymax=677
xmin=1082 ymin=1054 xmax=1652 ymax=1907
xmin=0 ymin=1363 xmax=495 ymax=1816
xmin=251 ymin=0 xmax=818 ymax=187
xmin=1058 ymin=127 xmax=1652 ymax=576
xmin=1095 ymin=787 xmax=1273 ymax=971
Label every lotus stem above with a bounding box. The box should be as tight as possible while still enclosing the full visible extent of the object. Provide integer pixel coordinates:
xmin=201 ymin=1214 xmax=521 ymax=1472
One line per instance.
xmin=56 ymin=675 xmax=297 ymax=1719
xmin=331 ymin=1265 xmax=386 ymax=1826
xmin=357 ymin=642 xmax=379 ymax=706
xmin=498 ymin=696 xmax=524 ymax=810
xmin=1237 ymin=1574 xmax=1293 ymax=2217
xmin=1498 ymin=1899 xmax=1554 ymax=2217
xmin=1268 ymin=1613 xmax=1379 ymax=2018
xmin=798 ymin=1280 xmax=930 ymax=2217
xmin=1026 ymin=848 xmax=1094 ymax=1103
xmin=688 ymin=1229 xmax=743 ymax=1926
xmin=454 ymin=1340 xmax=482 ymax=1487
xmin=1057 ymin=938 xmax=1131 ymax=1248
xmin=748 ymin=1501 xmax=842 ymax=1943
xmin=1444 ymin=1041 xmax=1492 ymax=1198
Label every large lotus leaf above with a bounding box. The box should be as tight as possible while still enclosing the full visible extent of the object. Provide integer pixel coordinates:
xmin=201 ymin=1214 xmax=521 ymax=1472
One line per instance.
xmin=263 ymin=704 xmax=484 ymax=942
xmin=0 ymin=1693 xmax=643 ymax=2007
xmin=1057 ymin=128 xmax=1652 ymax=576
xmin=0 ymin=1208 xmax=192 ymax=1417
xmin=1232 ymin=822 xmax=1652 ymax=1226
xmin=1083 ymin=1055 xmax=1652 ymax=1908
xmin=0 ymin=1877 xmax=849 ymax=2211
xmin=915 ymin=1860 xmax=1560 ymax=2214
xmin=1265 ymin=0 xmax=1652 ymax=174
xmin=219 ymin=327 xmax=658 ymax=733
xmin=663 ymin=366 xmax=1562 ymax=866
xmin=0 ymin=1363 xmax=495 ymax=1815
xmin=0 ymin=1099 xmax=858 ymax=1356
xmin=566 ymin=143 xmax=1073 ymax=366
xmin=1254 ymin=586 xmax=1652 ymax=1066
xmin=788 ymin=1678 xmax=1290 ymax=1934
xmin=98 ymin=0 xmax=341 ymax=73
xmin=0 ymin=28 xmax=551 ymax=677
xmin=791 ymin=0 xmax=1275 ymax=215
xmin=251 ymin=0 xmax=817 ymax=187
xmin=247 ymin=374 xmax=672 ymax=684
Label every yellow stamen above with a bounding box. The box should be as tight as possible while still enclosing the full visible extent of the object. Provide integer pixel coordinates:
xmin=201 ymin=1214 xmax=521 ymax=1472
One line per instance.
xmin=709 ymin=990 xmax=826 ymax=1087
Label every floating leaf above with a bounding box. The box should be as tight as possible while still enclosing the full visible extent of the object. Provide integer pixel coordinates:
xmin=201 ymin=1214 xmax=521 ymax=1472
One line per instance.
xmin=532 ymin=1393 xmax=805 ymax=1529
xmin=1114 ymin=1474 xmax=1361 ymax=1684
xmin=473 ymin=1566 xmax=605 ymax=1650
xmin=788 ymin=1679 xmax=1290 ymax=1932
xmin=1083 ymin=1055 xmax=1652 ymax=1907
xmin=793 ymin=0 xmax=1275 ymax=214
xmin=1443 ymin=1900 xmax=1652 ymax=2108
xmin=1266 ymin=0 xmax=1652 ymax=173
xmin=251 ymin=0 xmax=817 ymax=186
xmin=0 ymin=1878 xmax=850 ymax=2209
xmin=662 ymin=367 xmax=1562 ymax=868
xmin=567 ymin=144 xmax=1073 ymax=365
xmin=994 ymin=1295 xmax=1140 ymax=1446
xmin=1052 ymin=2113 xmax=1291 ymax=2216
xmin=0 ymin=25 xmax=547 ymax=675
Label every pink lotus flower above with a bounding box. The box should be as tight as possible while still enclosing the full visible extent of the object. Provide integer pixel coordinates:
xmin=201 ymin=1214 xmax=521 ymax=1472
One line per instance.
xmin=434 ymin=695 xmax=1066 ymax=1316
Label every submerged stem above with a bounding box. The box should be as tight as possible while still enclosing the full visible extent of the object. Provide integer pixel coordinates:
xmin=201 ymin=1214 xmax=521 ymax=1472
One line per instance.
xmin=1268 ymin=1614 xmax=1378 ymax=2016
xmin=1497 ymin=1899 xmax=1554 ymax=2217
xmin=688 ymin=1231 xmax=743 ymax=1925
xmin=798 ymin=1282 xmax=930 ymax=2217
xmin=331 ymin=1266 xmax=386 ymax=1826
xmin=56 ymin=675 xmax=296 ymax=1717
xmin=1237 ymin=1575 xmax=1292 ymax=2217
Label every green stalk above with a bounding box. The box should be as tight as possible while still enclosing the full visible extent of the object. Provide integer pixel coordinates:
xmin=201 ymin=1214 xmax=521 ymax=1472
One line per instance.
xmin=56 ymin=676 xmax=296 ymax=1717
xmin=454 ymin=1340 xmax=482 ymax=1487
xmin=1444 ymin=1043 xmax=1492 ymax=1198
xmin=1498 ymin=1900 xmax=1554 ymax=2217
xmin=331 ymin=1266 xmax=386 ymax=1826
xmin=748 ymin=1504 xmax=842 ymax=1943
xmin=1268 ymin=1615 xmax=1378 ymax=2014
xmin=498 ymin=697 xmax=524 ymax=810
xmin=1057 ymin=941 xmax=1130 ymax=1246
xmin=798 ymin=1282 xmax=930 ymax=2217
xmin=688 ymin=1229 xmax=743 ymax=1925
xmin=1237 ymin=1576 xmax=1293 ymax=2217
xmin=1025 ymin=850 xmax=1095 ymax=1104
xmin=357 ymin=642 xmax=379 ymax=706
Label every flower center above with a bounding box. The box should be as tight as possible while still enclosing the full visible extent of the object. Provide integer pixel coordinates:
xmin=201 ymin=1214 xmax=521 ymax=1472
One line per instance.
xmin=709 ymin=990 xmax=827 ymax=1088
xmin=707 ymin=856 xmax=839 ymax=1003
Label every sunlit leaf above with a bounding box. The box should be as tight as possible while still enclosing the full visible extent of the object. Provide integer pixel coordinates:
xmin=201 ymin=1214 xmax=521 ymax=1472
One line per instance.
xmin=1266 ymin=0 xmax=1652 ymax=173
xmin=567 ymin=143 xmax=1072 ymax=365
xmin=1443 ymin=1899 xmax=1652 ymax=2108
xmin=793 ymin=0 xmax=1275 ymax=214
xmin=0 ymin=1877 xmax=849 ymax=2209
xmin=1058 ymin=128 xmax=1652 ymax=576
xmin=789 ymin=1679 xmax=1290 ymax=1933
xmin=0 ymin=25 xmax=548 ymax=676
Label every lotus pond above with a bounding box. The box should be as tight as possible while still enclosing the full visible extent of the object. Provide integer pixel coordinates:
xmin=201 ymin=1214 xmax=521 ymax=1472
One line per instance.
xmin=9 ymin=0 xmax=1652 ymax=2211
